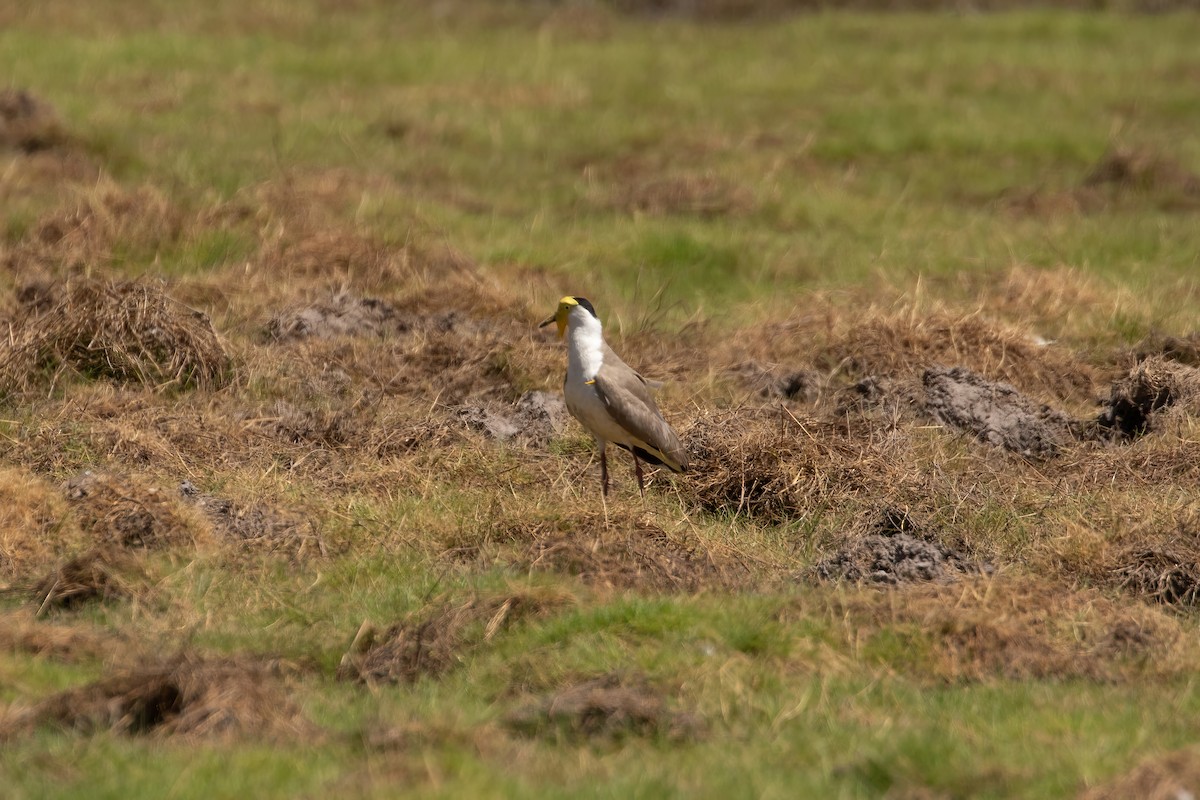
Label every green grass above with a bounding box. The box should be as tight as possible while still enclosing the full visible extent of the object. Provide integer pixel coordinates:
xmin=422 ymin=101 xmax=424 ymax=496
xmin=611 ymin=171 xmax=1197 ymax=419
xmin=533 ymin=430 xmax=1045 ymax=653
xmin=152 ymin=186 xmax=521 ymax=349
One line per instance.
xmin=4 ymin=1 xmax=1200 ymax=797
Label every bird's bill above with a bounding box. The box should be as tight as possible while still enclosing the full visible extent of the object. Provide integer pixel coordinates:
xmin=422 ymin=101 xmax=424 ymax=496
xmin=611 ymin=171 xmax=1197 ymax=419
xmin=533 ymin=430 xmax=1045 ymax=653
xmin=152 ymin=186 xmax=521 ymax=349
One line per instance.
xmin=538 ymin=309 xmax=567 ymax=339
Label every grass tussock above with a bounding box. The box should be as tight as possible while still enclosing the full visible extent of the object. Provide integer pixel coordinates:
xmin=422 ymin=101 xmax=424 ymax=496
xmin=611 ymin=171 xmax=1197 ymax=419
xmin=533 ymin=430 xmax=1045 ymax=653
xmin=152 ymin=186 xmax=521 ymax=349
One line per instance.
xmin=0 ymin=278 xmax=230 ymax=395
xmin=682 ymin=407 xmax=903 ymax=523
xmin=337 ymin=586 xmax=576 ymax=686
xmin=0 ymin=655 xmax=315 ymax=742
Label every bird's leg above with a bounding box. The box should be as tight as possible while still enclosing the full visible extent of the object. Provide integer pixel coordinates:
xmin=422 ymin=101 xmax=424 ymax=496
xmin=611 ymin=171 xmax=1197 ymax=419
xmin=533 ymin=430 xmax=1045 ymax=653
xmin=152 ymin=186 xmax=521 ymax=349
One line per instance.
xmin=633 ymin=452 xmax=646 ymax=498
xmin=600 ymin=446 xmax=609 ymax=497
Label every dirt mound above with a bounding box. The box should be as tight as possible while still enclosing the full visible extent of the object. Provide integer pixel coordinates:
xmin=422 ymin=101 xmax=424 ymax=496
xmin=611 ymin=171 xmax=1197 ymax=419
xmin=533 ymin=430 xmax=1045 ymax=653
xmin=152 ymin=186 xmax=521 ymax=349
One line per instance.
xmin=457 ymin=390 xmax=569 ymax=445
xmin=1097 ymin=357 xmax=1200 ymax=438
xmin=504 ymin=673 xmax=703 ymax=742
xmin=682 ymin=407 xmax=891 ymax=523
xmin=266 ymin=293 xmax=401 ymax=341
xmin=337 ymin=588 xmax=574 ymax=686
xmin=0 ymin=279 xmax=230 ymax=395
xmin=923 ymin=366 xmax=1077 ymax=457
xmin=1079 ymin=746 xmax=1200 ymax=800
xmin=814 ymin=508 xmax=988 ymax=585
xmin=1 ymin=655 xmax=314 ymax=741
xmin=0 ymin=89 xmax=67 ymax=153
xmin=178 ymin=481 xmax=324 ymax=557
xmin=30 ymin=547 xmax=138 ymax=613
xmin=65 ymin=470 xmax=198 ymax=550
xmin=449 ymin=513 xmax=734 ymax=593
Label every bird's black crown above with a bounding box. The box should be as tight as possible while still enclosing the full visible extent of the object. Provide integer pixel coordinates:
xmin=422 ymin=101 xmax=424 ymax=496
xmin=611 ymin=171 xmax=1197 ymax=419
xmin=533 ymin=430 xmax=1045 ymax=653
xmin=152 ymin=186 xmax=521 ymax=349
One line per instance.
xmin=573 ymin=297 xmax=597 ymax=318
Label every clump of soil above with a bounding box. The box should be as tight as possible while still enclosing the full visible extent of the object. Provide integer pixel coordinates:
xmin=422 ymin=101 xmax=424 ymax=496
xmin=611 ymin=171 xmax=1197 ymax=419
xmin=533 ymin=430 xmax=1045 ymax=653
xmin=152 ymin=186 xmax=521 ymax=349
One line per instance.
xmin=1079 ymin=746 xmax=1200 ymax=800
xmin=30 ymin=547 xmax=137 ymax=613
xmin=457 ymin=390 xmax=569 ymax=445
xmin=813 ymin=508 xmax=987 ymax=585
xmin=65 ymin=470 xmax=198 ymax=550
xmin=449 ymin=513 xmax=735 ymax=593
xmin=922 ymin=365 xmax=1077 ymax=457
xmin=0 ymin=279 xmax=230 ymax=395
xmin=1096 ymin=356 xmax=1196 ymax=438
xmin=337 ymin=588 xmax=574 ymax=686
xmin=178 ymin=481 xmax=324 ymax=557
xmin=504 ymin=672 xmax=703 ymax=742
xmin=0 ymin=89 xmax=66 ymax=153
xmin=265 ymin=293 xmax=401 ymax=341
xmin=0 ymin=655 xmax=315 ymax=741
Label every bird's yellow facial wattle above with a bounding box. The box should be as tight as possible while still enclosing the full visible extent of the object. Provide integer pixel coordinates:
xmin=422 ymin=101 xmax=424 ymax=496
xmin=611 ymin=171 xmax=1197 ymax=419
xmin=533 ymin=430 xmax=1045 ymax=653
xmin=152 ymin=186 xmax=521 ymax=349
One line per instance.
xmin=538 ymin=297 xmax=578 ymax=340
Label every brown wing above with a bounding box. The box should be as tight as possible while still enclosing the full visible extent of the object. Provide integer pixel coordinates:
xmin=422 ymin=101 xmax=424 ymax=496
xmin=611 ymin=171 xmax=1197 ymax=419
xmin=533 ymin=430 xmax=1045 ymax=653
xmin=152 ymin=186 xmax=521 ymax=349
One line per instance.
xmin=592 ymin=355 xmax=689 ymax=473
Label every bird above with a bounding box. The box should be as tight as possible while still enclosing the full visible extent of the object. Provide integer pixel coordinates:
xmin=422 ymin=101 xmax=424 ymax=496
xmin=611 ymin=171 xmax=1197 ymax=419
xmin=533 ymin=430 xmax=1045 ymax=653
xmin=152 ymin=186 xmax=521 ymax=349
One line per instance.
xmin=539 ymin=296 xmax=688 ymax=496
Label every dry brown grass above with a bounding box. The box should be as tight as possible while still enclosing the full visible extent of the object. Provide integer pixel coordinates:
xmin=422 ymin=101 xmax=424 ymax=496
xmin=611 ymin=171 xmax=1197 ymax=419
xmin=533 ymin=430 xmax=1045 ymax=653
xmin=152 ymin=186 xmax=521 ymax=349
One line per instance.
xmin=681 ymin=406 xmax=907 ymax=523
xmin=0 ymin=466 xmax=77 ymax=581
xmin=3 ymin=182 xmax=181 ymax=276
xmin=0 ymin=654 xmax=316 ymax=741
xmin=0 ymin=278 xmax=230 ymax=395
xmin=812 ymin=309 xmax=1098 ymax=406
xmin=63 ymin=470 xmax=204 ymax=550
xmin=337 ymin=586 xmax=576 ymax=686
xmin=0 ymin=609 xmax=128 ymax=662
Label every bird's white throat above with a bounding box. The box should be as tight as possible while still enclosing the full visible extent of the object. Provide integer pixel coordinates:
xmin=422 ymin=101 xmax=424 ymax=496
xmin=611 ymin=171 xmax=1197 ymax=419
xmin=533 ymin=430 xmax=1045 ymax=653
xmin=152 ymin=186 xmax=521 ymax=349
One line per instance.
xmin=565 ymin=307 xmax=604 ymax=381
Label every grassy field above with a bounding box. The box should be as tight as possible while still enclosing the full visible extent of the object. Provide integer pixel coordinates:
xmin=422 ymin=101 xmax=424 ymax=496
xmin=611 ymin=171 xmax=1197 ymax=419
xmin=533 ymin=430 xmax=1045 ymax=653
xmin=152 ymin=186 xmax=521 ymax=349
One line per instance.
xmin=2 ymin=1 xmax=1200 ymax=797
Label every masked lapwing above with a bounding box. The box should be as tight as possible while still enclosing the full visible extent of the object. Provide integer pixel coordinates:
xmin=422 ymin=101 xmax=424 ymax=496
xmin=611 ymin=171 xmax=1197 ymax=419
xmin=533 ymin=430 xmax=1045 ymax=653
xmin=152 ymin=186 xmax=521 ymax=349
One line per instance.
xmin=540 ymin=296 xmax=688 ymax=496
